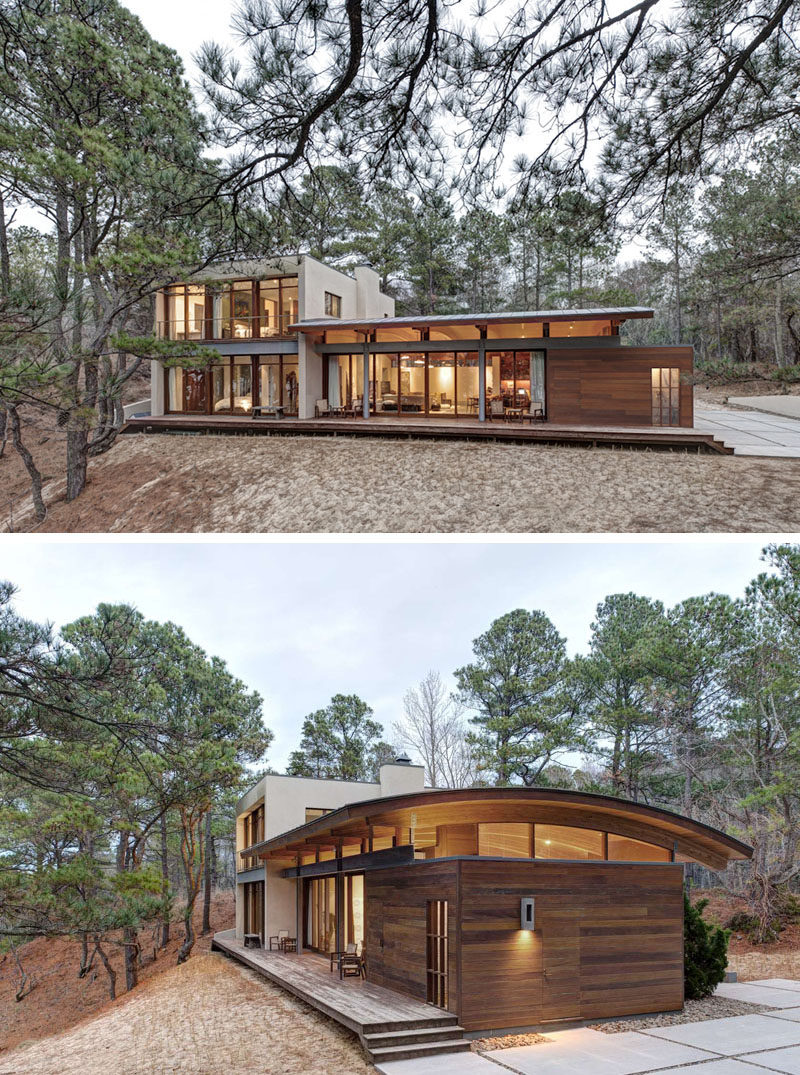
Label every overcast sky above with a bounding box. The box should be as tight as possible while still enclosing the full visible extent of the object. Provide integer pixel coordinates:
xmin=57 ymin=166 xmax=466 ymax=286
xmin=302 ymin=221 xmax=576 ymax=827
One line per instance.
xmin=1 ymin=539 xmax=784 ymax=771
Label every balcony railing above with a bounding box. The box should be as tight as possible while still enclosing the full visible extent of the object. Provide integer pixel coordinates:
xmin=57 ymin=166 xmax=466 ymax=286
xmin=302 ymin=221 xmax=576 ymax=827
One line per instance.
xmin=156 ymin=314 xmax=296 ymax=342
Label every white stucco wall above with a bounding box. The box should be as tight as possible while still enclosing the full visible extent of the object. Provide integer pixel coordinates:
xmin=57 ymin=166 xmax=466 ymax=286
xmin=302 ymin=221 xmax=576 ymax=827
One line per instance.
xmin=235 ymin=762 xmax=428 ymax=943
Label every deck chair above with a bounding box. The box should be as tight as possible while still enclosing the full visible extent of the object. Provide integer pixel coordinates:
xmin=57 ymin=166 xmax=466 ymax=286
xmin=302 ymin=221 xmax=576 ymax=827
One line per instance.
xmin=526 ymin=400 xmax=545 ymax=422
xmin=487 ymin=398 xmax=504 ymax=420
xmin=314 ymin=398 xmax=330 ymax=417
xmin=269 ymin=928 xmax=289 ymax=951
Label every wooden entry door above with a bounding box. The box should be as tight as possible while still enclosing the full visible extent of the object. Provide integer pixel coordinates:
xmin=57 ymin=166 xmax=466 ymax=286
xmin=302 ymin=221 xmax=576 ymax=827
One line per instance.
xmin=541 ymin=919 xmax=580 ymax=1021
xmin=183 ymin=369 xmax=207 ymax=413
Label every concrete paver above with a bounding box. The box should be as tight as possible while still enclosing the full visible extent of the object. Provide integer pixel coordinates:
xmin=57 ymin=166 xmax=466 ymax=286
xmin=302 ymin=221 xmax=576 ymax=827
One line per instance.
xmin=483 ymin=1027 xmax=712 ymax=1075
xmin=714 ymin=983 xmax=800 ymax=1007
xmin=727 ymin=396 xmax=800 ymax=420
xmin=694 ymin=403 xmax=800 ymax=457
xmin=374 ymin=1054 xmax=502 ymax=1075
xmin=646 ymin=1064 xmax=774 ymax=1075
xmin=642 ymin=1014 xmax=800 ymax=1055
xmin=750 ymin=981 xmax=800 ymax=992
xmin=738 ymin=1045 xmax=800 ymax=1074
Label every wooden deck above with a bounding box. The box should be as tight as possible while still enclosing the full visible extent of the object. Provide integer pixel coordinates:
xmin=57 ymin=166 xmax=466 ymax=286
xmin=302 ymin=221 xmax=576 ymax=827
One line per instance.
xmin=212 ymin=931 xmax=468 ymax=1063
xmin=123 ymin=413 xmax=733 ymax=454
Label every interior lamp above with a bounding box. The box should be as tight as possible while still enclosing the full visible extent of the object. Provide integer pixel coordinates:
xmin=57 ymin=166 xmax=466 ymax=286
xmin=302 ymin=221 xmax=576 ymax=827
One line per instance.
xmin=520 ymin=896 xmax=535 ymax=931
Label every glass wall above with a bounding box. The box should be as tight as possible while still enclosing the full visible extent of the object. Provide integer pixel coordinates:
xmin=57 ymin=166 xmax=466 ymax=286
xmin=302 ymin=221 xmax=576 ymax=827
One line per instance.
xmin=416 ymin=822 xmax=671 ymax=862
xmin=243 ymin=880 xmax=264 ymax=942
xmin=535 ymin=825 xmax=604 ymax=860
xmin=488 ymin=350 xmax=546 ymax=409
xmin=478 ymin=823 xmax=532 ymax=858
xmin=428 ymin=354 xmax=454 ymax=415
xmin=163 ymin=285 xmax=206 ymax=340
xmin=374 ymin=353 xmax=398 ymax=412
xmin=344 ymin=874 xmax=364 ymax=950
xmin=259 ymin=356 xmax=281 ymax=409
xmin=608 ymin=835 xmax=671 ymax=862
xmin=307 ymin=877 xmax=337 ymax=953
xmin=651 ymin=367 xmax=680 ymax=426
xmin=457 ymin=354 xmax=480 ymax=415
xmin=283 ymin=360 xmax=299 ymax=416
xmin=323 ymin=350 xmax=545 ymax=418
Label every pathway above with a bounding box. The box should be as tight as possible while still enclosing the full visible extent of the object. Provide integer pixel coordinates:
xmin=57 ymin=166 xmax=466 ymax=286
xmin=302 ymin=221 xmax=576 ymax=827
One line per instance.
xmin=376 ymin=979 xmax=800 ymax=1075
xmin=695 ymin=403 xmax=800 ymax=457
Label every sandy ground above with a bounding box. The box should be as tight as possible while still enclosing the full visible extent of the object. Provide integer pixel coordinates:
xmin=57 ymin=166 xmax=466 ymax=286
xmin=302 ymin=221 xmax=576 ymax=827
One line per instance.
xmin=5 ymin=431 xmax=800 ymax=533
xmin=0 ymin=893 xmax=235 ymax=1053
xmin=0 ymin=952 xmax=372 ymax=1075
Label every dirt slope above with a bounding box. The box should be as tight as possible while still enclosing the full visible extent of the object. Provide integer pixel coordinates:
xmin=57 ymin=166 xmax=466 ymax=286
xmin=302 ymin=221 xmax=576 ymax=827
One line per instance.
xmin=0 ymin=892 xmax=234 ymax=1054
xmin=6 ymin=432 xmax=800 ymax=533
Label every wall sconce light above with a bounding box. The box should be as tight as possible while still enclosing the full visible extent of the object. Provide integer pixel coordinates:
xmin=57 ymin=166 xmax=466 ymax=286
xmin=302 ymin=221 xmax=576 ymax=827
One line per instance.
xmin=520 ymin=896 xmax=535 ymax=931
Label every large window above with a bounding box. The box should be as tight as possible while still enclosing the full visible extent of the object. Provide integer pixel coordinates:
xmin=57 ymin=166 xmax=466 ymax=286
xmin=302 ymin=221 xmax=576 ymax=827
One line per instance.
xmin=478 ymin=823 xmax=532 ymax=858
xmin=212 ymin=356 xmax=253 ymax=414
xmin=535 ymin=825 xmax=604 ymax=860
xmin=487 ymin=351 xmax=545 ymax=411
xmin=243 ymin=880 xmax=264 ymax=942
xmin=307 ymin=877 xmax=337 ymax=953
xmin=608 ymin=835 xmax=671 ymax=862
xmin=241 ymin=805 xmax=265 ymax=870
xmin=163 ymin=284 xmax=206 ymax=340
xmin=652 ymin=367 xmax=680 ymax=426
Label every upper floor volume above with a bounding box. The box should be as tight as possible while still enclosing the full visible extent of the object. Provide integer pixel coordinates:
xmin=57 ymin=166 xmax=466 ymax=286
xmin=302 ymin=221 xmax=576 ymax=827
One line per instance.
xmin=157 ymin=276 xmax=300 ymax=341
xmin=154 ymin=255 xmax=394 ymax=344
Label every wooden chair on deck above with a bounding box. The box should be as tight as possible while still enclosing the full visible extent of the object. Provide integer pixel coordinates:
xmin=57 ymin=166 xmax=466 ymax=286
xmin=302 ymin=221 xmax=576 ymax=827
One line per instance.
xmin=314 ymin=399 xmax=330 ymax=418
xmin=486 ymin=398 xmax=504 ymax=420
xmin=269 ymin=928 xmax=289 ymax=951
xmin=524 ymin=400 xmax=545 ymax=422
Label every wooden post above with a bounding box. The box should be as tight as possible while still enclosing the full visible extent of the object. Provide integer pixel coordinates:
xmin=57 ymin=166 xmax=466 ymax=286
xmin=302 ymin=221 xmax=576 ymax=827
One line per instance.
xmin=478 ymin=326 xmax=487 ymax=422
xmin=363 ymin=335 xmax=370 ymax=419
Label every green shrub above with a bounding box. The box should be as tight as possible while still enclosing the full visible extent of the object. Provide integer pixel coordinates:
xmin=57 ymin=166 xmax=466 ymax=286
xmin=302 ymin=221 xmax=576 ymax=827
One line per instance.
xmin=684 ymin=894 xmax=730 ymax=999
xmin=694 ymin=359 xmax=762 ymax=385
xmin=770 ymin=365 xmax=800 ymax=384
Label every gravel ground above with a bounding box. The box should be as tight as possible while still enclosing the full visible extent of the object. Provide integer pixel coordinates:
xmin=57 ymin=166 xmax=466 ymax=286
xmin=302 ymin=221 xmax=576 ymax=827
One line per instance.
xmin=9 ymin=432 xmax=800 ymax=533
xmin=588 ymin=995 xmax=771 ymax=1033
xmin=471 ymin=1032 xmax=552 ymax=1052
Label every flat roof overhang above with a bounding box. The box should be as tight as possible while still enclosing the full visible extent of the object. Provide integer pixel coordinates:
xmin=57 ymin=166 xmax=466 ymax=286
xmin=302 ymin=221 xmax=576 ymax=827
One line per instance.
xmin=290 ymin=307 xmax=655 ymax=333
xmin=244 ymin=787 xmax=752 ymax=872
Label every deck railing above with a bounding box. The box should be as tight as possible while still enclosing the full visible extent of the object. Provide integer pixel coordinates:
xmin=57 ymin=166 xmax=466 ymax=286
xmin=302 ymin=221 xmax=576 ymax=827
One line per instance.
xmin=156 ymin=314 xmax=296 ymax=341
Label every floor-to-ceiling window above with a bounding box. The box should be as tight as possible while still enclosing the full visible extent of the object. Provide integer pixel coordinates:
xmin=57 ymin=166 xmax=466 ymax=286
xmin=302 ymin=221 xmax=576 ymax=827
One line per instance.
xmin=344 ymin=874 xmax=365 ymax=950
xmin=212 ymin=356 xmax=253 ymax=414
xmin=427 ymin=353 xmax=454 ymax=414
xmin=487 ymin=350 xmax=545 ymax=412
xmin=243 ymin=880 xmax=264 ymax=943
xmin=306 ymin=877 xmax=337 ymax=953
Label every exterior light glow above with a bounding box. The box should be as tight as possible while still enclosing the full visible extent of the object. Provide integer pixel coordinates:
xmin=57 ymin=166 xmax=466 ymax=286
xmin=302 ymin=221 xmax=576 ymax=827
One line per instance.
xmin=520 ymin=896 xmax=535 ymax=931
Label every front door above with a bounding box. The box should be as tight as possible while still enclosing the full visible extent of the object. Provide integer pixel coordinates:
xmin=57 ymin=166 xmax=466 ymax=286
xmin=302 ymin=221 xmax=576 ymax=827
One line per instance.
xmin=541 ymin=919 xmax=580 ymax=1021
xmin=183 ymin=369 xmax=207 ymax=413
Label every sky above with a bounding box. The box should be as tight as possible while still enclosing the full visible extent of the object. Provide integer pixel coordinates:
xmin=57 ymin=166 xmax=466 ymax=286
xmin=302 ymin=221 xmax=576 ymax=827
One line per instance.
xmin=1 ymin=538 xmax=783 ymax=770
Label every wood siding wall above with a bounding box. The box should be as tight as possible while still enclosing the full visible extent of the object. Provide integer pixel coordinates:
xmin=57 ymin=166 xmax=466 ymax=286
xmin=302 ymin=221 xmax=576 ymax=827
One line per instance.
xmin=545 ymin=348 xmax=694 ymax=427
xmin=365 ymin=861 xmax=459 ymax=1010
xmin=366 ymin=859 xmax=684 ymax=1032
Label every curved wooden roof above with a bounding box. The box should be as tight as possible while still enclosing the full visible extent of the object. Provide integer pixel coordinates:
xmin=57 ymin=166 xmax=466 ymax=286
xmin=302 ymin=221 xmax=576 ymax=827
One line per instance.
xmin=250 ymin=787 xmax=751 ymax=871
xmin=291 ymin=308 xmax=654 ymax=333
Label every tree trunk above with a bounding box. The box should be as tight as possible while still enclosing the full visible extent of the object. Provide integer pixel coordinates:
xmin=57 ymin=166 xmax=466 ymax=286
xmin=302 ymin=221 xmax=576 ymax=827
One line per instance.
xmin=673 ymin=227 xmax=683 ymax=344
xmin=123 ymin=927 xmax=139 ymax=992
xmin=0 ymin=186 xmax=10 ymax=295
xmin=774 ymin=279 xmax=785 ymax=367
xmin=66 ymin=427 xmax=90 ymax=501
xmin=715 ymin=295 xmax=723 ymax=360
xmin=7 ymin=404 xmax=46 ymax=522
xmin=202 ymin=810 xmax=213 ymax=936
xmin=160 ymin=811 xmax=170 ymax=948
xmin=93 ymin=939 xmax=117 ymax=1001
xmin=0 ymin=405 xmax=7 ymax=459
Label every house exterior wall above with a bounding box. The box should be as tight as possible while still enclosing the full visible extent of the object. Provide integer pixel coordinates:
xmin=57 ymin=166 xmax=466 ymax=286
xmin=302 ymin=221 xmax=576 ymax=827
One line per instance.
xmin=364 ymin=858 xmax=684 ymax=1032
xmin=234 ymin=762 xmax=424 ymax=942
xmin=149 ymin=256 xmax=393 ymax=418
xmin=545 ymin=346 xmax=694 ymax=427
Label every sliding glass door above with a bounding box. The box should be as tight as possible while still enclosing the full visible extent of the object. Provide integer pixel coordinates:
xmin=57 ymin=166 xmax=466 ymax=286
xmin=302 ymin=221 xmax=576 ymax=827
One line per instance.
xmin=304 ymin=874 xmax=365 ymax=954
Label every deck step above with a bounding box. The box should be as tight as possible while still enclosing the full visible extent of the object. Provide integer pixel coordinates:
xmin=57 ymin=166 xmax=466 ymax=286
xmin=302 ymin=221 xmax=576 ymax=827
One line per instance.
xmin=364 ymin=1025 xmax=466 ymax=1049
xmin=361 ymin=1014 xmax=460 ymax=1035
xmin=368 ymin=1039 xmax=472 ymax=1063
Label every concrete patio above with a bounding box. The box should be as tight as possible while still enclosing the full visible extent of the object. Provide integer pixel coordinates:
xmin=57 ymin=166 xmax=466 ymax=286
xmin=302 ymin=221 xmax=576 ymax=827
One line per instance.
xmin=694 ymin=403 xmax=800 ymax=456
xmin=376 ymin=979 xmax=800 ymax=1075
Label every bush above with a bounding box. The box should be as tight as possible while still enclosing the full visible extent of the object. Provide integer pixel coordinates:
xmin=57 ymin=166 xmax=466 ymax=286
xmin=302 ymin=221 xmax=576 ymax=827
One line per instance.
xmin=684 ymin=893 xmax=730 ymax=999
xmin=693 ymin=359 xmax=764 ymax=386
xmin=770 ymin=365 xmax=800 ymax=384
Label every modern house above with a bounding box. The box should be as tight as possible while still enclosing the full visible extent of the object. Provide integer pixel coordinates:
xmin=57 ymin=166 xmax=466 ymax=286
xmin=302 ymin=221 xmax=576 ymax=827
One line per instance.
xmin=231 ymin=761 xmax=751 ymax=1036
xmin=149 ymin=256 xmax=695 ymax=429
